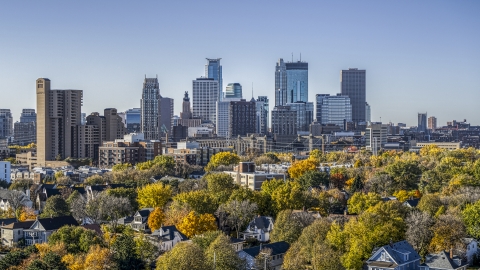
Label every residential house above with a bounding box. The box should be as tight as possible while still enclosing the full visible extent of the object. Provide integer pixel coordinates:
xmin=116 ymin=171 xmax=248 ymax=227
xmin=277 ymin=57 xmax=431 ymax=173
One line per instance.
xmin=241 ymin=216 xmax=274 ymax=242
xmin=463 ymin=238 xmax=478 ymax=265
xmin=23 ymin=216 xmax=78 ymax=246
xmin=149 ymin=225 xmax=188 ymax=251
xmin=230 ymin=238 xmax=245 ymax=252
xmin=1 ymin=221 xmax=35 ymax=247
xmin=366 ymin=240 xmax=421 ymax=270
xmin=237 ymin=241 xmax=290 ymax=270
xmin=0 ymin=189 xmax=33 ymax=211
xmin=403 ymin=198 xmax=420 ymax=208
xmin=421 ymin=251 xmax=467 ymax=270
xmin=130 ymin=208 xmax=153 ymax=233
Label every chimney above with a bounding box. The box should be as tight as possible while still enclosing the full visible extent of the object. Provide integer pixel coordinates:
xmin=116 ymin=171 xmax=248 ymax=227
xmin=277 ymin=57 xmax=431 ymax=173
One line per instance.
xmin=450 ymin=248 xmax=453 ymax=259
xmin=260 ymin=243 xmax=262 ymax=250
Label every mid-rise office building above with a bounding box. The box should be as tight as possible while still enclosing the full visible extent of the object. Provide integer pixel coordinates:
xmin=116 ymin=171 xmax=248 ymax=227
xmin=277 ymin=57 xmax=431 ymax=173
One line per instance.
xmin=205 ymin=58 xmax=223 ymax=101
xmin=271 ymin=106 xmax=297 ymax=135
xmin=140 ymin=77 xmax=161 ymax=140
xmin=14 ymin=109 xmax=37 ymax=146
xmin=275 ymin=58 xmax=287 ymax=106
xmin=256 ymin=96 xmax=269 ymax=135
xmin=418 ymin=113 xmax=427 ymax=133
xmin=225 ymin=83 xmax=242 ymax=99
xmin=428 ymin=116 xmax=437 ymax=130
xmin=36 ymin=78 xmax=83 ymax=165
xmin=366 ymin=122 xmax=388 ymax=154
xmin=125 ymin=108 xmax=141 ymax=133
xmin=19 ymin=109 xmax=36 ymax=123
xmin=341 ymin=68 xmax=366 ymax=123
xmin=160 ymin=96 xmax=174 ymax=136
xmin=192 ymin=78 xmax=220 ymax=124
xmin=315 ymin=94 xmax=352 ymax=127
xmin=229 ymin=99 xmax=256 ymax=137
xmin=0 ymin=109 xmax=13 ymax=138
xmin=286 ymin=61 xmax=308 ymax=103
xmin=286 ymin=102 xmax=314 ymax=133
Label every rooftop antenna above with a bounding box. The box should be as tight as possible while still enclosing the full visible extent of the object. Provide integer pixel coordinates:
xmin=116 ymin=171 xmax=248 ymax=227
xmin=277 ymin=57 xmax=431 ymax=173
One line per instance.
xmin=252 ymin=82 xmax=254 ymax=99
xmin=292 ymin=52 xmax=293 ymax=62
xmin=300 ymin=53 xmax=301 ymax=62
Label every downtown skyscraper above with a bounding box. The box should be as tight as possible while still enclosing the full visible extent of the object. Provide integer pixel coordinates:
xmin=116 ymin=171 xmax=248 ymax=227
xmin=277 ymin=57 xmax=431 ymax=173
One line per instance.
xmin=275 ymin=59 xmax=287 ymax=106
xmin=205 ymin=58 xmax=223 ymax=100
xmin=140 ymin=77 xmax=161 ymax=140
xmin=340 ymin=68 xmax=366 ymax=123
xmin=275 ymin=58 xmax=308 ymax=105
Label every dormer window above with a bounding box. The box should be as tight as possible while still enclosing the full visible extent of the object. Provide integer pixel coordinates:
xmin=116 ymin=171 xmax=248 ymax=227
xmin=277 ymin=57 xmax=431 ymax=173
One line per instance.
xmin=404 ymin=254 xmax=408 ymax=261
xmin=381 ymin=252 xmax=385 ymax=260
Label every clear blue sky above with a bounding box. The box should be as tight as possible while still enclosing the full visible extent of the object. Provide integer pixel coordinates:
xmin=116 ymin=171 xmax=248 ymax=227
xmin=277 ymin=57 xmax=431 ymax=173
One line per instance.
xmin=1 ymin=0 xmax=479 ymax=126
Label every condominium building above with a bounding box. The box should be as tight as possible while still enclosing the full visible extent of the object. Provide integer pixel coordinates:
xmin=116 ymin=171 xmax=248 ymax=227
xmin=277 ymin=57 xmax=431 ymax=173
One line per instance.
xmin=275 ymin=58 xmax=287 ymax=106
xmin=428 ymin=116 xmax=437 ymax=130
xmin=36 ymin=78 xmax=83 ymax=165
xmin=98 ymin=134 xmax=161 ymax=167
xmin=19 ymin=109 xmax=36 ymax=123
xmin=315 ymin=94 xmax=352 ymax=127
xmin=366 ymin=122 xmax=388 ymax=154
xmin=0 ymin=109 xmax=13 ymax=138
xmin=125 ymin=108 xmax=141 ymax=133
xmin=341 ymin=68 xmax=366 ymax=122
xmin=418 ymin=113 xmax=427 ymax=133
xmin=160 ymin=96 xmax=174 ymax=136
xmin=192 ymin=78 xmax=220 ymax=124
xmin=140 ymin=77 xmax=161 ymax=140
xmin=256 ymin=96 xmax=269 ymax=135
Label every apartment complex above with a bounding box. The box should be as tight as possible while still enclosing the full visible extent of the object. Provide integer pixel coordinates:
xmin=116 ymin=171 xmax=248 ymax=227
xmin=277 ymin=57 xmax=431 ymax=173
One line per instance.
xmin=140 ymin=77 xmax=161 ymax=140
xmin=192 ymin=78 xmax=220 ymax=124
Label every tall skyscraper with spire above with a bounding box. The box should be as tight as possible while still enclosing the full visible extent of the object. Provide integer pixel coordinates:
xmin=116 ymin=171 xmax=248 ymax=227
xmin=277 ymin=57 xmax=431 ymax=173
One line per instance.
xmin=140 ymin=77 xmax=161 ymax=140
xmin=275 ymin=58 xmax=287 ymax=106
xmin=205 ymin=58 xmax=222 ymax=101
xmin=180 ymin=91 xmax=192 ymax=120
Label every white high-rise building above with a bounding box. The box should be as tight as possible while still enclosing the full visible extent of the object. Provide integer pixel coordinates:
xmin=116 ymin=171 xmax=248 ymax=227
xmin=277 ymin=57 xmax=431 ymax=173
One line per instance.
xmin=140 ymin=77 xmax=161 ymax=140
xmin=366 ymin=122 xmax=388 ymax=155
xmin=192 ymin=78 xmax=220 ymax=125
xmin=0 ymin=109 xmax=13 ymax=138
xmin=315 ymin=94 xmax=352 ymax=127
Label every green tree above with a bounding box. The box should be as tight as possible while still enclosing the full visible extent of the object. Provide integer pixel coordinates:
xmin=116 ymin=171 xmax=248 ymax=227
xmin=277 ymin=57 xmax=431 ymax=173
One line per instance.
xmin=156 ymin=242 xmax=208 ymax=270
xmin=347 ymin=192 xmax=381 ymax=214
xmin=112 ymin=163 xmax=132 ymax=172
xmin=48 ymin=225 xmax=104 ymax=254
xmin=205 ymin=173 xmax=236 ymax=204
xmin=271 ymin=181 xmax=305 ymax=212
xmin=40 ymin=195 xmax=70 ymax=218
xmin=174 ymin=190 xmax=218 ymax=214
xmin=429 ymin=213 xmax=466 ymax=252
xmin=107 ymin=187 xmax=138 ymax=210
xmin=111 ymin=229 xmax=143 ymax=270
xmin=85 ymin=174 xmax=105 ymax=185
xmin=205 ymin=233 xmax=244 ymax=270
xmin=270 ymin=210 xmax=314 ymax=244
xmin=216 ymin=200 xmax=258 ymax=238
xmin=296 ymin=170 xmax=329 ymax=190
xmin=417 ymin=193 xmax=443 ymax=216
xmin=384 ymin=159 xmax=422 ymax=190
xmin=191 ymin=230 xmax=223 ymax=251
xmin=462 ymin=200 xmax=480 ymax=239
xmin=135 ymin=233 xmax=158 ymax=268
xmin=205 ymin=152 xmax=240 ymax=172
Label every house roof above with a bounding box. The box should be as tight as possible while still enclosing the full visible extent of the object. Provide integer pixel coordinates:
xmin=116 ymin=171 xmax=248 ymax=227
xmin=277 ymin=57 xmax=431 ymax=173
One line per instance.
xmin=241 ymin=241 xmax=290 ymax=257
xmin=136 ymin=208 xmax=153 ymax=218
xmin=44 ymin=188 xmax=61 ymax=197
xmin=2 ymin=220 xmax=35 ymax=229
xmin=71 ymin=187 xmax=86 ymax=195
xmin=35 ymin=216 xmax=79 ymax=230
xmin=404 ymin=198 xmax=420 ymax=207
xmin=117 ymin=216 xmax=134 ymax=225
xmin=367 ymin=240 xmax=420 ymax=266
xmin=422 ymin=251 xmax=467 ymax=269
xmin=248 ymin=216 xmax=273 ymax=231
xmin=151 ymin=225 xmax=188 ymax=241
xmin=0 ymin=218 xmax=17 ymax=226
xmin=81 ymin=224 xmax=102 ymax=235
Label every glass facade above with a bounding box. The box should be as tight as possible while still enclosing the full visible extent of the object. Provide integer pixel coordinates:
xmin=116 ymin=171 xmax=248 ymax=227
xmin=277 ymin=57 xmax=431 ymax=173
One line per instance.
xmin=341 ymin=68 xmax=366 ymax=122
xmin=286 ymin=101 xmax=314 ymax=132
xmin=205 ymin=58 xmax=222 ymax=101
xmin=225 ymin=83 xmax=242 ymax=99
xmin=316 ymin=94 xmax=352 ymax=127
xmin=286 ymin=61 xmax=308 ymax=103
xmin=140 ymin=78 xmax=160 ymax=140
xmin=275 ymin=58 xmax=287 ymax=106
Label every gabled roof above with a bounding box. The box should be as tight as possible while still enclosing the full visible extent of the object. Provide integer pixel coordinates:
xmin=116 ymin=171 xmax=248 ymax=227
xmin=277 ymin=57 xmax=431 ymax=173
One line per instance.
xmin=240 ymin=241 xmax=290 ymax=257
xmin=2 ymin=220 xmax=35 ymax=229
xmin=248 ymin=216 xmax=273 ymax=231
xmin=32 ymin=216 xmax=78 ymax=231
xmin=81 ymin=224 xmax=102 ymax=235
xmin=136 ymin=208 xmax=153 ymax=218
xmin=404 ymin=198 xmax=420 ymax=207
xmin=422 ymin=251 xmax=467 ymax=269
xmin=71 ymin=187 xmax=86 ymax=195
xmin=44 ymin=188 xmax=61 ymax=197
xmin=151 ymin=225 xmax=188 ymax=241
xmin=367 ymin=240 xmax=420 ymax=266
xmin=0 ymin=218 xmax=17 ymax=226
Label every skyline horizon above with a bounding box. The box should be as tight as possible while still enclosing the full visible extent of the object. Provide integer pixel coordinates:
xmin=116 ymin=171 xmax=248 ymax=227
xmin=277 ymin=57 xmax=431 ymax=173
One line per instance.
xmin=1 ymin=1 xmax=478 ymax=127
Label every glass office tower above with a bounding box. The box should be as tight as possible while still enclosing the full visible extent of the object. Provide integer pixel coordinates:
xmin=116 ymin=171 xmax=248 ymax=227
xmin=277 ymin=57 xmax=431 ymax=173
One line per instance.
xmin=205 ymin=58 xmax=223 ymax=101
xmin=286 ymin=61 xmax=308 ymax=103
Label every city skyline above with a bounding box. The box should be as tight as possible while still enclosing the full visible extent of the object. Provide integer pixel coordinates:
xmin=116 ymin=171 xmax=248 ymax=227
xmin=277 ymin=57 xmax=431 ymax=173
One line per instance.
xmin=0 ymin=1 xmax=479 ymax=126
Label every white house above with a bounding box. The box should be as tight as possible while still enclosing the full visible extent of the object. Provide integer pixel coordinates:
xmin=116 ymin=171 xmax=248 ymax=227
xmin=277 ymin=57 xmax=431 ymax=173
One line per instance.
xmin=366 ymin=240 xmax=421 ymax=270
xmin=241 ymin=216 xmax=274 ymax=242
xmin=237 ymin=241 xmax=290 ymax=270
xmin=463 ymin=238 xmax=478 ymax=265
xmin=149 ymin=225 xmax=188 ymax=251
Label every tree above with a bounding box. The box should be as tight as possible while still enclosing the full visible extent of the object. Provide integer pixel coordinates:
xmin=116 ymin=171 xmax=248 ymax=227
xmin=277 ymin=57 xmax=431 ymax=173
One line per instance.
xmin=135 ymin=233 xmax=158 ymax=267
xmin=271 ymin=181 xmax=305 ymax=212
xmin=205 ymin=233 xmax=244 ymax=270
xmin=85 ymin=175 xmax=105 ymax=185
xmin=163 ymin=201 xmax=190 ymax=226
xmin=287 ymin=159 xmax=318 ymax=179
xmin=156 ymin=242 xmax=208 ymax=270
xmin=98 ymin=193 xmax=132 ymax=231
xmin=216 ymin=200 xmax=258 ymax=238
xmin=174 ymin=190 xmax=218 ymax=214
xmin=191 ymin=231 xmax=223 ymax=251
xmin=48 ymin=225 xmax=104 ymax=254
xmin=406 ymin=211 xmax=434 ymax=258
xmin=7 ymin=190 xmax=29 ymax=219
xmin=462 ymin=200 xmax=480 ymax=239
xmin=84 ymin=245 xmax=115 ymax=270
xmin=111 ymin=230 xmax=143 ymax=270
xmin=18 ymin=206 xmax=37 ymax=221
xmin=137 ymin=182 xmax=172 ymax=209
xmin=254 ymin=248 xmax=273 ymax=270
xmin=106 ymin=187 xmax=138 ymax=211
xmin=270 ymin=210 xmax=314 ymax=244
xmin=40 ymin=195 xmax=70 ymax=218
xmin=112 ymin=163 xmax=132 ymax=172
xmin=296 ymin=170 xmax=329 ymax=190
xmin=365 ymin=173 xmax=394 ymax=196
xmin=177 ymin=211 xmax=217 ymax=238
xmin=429 ymin=213 xmax=466 ymax=252
xmin=417 ymin=194 xmax=443 ymax=216
xmin=205 ymin=173 xmax=236 ymax=204
xmin=347 ymin=192 xmax=381 ymax=214
xmin=205 ymin=152 xmax=240 ymax=172
xmin=148 ymin=207 xmax=166 ymax=231
xmin=384 ymin=160 xmax=422 ymax=190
